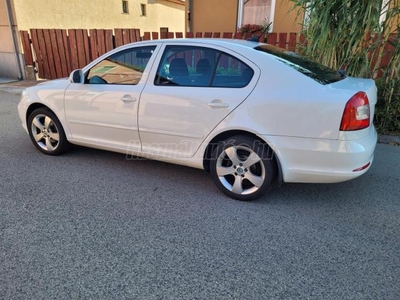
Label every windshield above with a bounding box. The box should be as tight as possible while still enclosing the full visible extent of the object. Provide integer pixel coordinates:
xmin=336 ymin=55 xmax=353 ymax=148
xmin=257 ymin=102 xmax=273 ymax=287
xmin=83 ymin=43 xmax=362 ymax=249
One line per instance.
xmin=255 ymin=45 xmax=343 ymax=85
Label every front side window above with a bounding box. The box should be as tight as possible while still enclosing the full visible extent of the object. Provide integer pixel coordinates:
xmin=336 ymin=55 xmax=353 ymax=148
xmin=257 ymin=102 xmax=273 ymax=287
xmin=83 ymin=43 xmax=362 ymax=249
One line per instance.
xmin=155 ymin=46 xmax=253 ymax=88
xmin=86 ymin=46 xmax=156 ymax=85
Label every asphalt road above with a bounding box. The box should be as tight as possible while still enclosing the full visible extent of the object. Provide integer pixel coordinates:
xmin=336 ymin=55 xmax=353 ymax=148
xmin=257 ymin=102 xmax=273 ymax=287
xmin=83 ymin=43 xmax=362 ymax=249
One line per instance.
xmin=1 ymin=90 xmax=399 ymax=300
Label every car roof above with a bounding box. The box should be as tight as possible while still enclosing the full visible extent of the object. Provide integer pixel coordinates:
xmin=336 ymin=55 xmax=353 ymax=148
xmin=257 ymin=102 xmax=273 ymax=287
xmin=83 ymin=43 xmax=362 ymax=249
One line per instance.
xmin=125 ymin=38 xmax=263 ymax=49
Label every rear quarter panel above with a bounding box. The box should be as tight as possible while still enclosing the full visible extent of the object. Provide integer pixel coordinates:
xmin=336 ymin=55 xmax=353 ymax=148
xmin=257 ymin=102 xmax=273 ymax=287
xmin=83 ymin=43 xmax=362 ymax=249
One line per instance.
xmin=228 ymin=54 xmax=354 ymax=140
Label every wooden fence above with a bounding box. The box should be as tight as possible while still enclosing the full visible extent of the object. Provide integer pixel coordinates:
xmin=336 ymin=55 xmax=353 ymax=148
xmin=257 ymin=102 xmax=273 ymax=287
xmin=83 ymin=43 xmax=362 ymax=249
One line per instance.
xmin=20 ymin=28 xmax=395 ymax=80
xmin=20 ymin=29 xmax=305 ymax=80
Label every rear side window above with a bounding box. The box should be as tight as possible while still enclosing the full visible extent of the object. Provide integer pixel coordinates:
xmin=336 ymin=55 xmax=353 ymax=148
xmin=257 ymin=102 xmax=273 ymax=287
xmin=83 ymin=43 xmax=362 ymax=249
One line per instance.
xmin=255 ymin=45 xmax=343 ymax=85
xmin=213 ymin=53 xmax=254 ymax=88
xmin=154 ymin=45 xmax=254 ymax=88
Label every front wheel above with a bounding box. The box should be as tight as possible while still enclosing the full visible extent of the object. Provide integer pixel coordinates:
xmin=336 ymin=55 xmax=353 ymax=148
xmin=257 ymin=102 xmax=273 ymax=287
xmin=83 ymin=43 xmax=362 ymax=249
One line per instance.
xmin=210 ymin=135 xmax=277 ymax=201
xmin=28 ymin=108 xmax=71 ymax=155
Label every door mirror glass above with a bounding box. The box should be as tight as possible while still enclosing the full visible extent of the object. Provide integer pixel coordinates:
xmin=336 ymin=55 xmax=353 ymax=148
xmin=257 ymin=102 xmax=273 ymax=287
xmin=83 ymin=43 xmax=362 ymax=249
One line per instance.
xmin=70 ymin=69 xmax=83 ymax=83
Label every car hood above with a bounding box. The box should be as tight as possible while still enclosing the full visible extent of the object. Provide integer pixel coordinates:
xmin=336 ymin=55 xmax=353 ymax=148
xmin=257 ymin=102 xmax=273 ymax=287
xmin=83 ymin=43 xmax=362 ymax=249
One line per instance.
xmin=36 ymin=78 xmax=69 ymax=86
xmin=23 ymin=78 xmax=71 ymax=95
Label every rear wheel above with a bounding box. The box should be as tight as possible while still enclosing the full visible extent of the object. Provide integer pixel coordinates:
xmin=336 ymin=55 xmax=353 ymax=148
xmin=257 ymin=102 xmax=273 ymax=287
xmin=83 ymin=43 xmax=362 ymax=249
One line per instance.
xmin=210 ymin=135 xmax=277 ymax=201
xmin=28 ymin=108 xmax=70 ymax=155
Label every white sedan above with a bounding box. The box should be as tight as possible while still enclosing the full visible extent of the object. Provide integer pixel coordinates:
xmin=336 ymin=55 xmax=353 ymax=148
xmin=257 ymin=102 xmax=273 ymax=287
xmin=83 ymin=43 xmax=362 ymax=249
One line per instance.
xmin=17 ymin=39 xmax=377 ymax=201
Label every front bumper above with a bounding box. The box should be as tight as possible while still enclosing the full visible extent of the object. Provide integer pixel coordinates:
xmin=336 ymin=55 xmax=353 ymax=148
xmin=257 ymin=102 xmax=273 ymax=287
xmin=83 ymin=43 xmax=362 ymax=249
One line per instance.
xmin=17 ymin=94 xmax=29 ymax=134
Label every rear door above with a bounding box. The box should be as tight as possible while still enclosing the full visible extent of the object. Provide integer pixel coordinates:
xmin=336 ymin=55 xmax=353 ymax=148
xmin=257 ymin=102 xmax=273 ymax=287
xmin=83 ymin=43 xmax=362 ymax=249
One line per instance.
xmin=138 ymin=43 xmax=260 ymax=158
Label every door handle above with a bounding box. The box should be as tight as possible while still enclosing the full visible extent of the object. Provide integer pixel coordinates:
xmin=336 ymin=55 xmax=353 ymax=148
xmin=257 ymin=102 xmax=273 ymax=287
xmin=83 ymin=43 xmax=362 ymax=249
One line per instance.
xmin=121 ymin=95 xmax=136 ymax=103
xmin=208 ymin=100 xmax=229 ymax=109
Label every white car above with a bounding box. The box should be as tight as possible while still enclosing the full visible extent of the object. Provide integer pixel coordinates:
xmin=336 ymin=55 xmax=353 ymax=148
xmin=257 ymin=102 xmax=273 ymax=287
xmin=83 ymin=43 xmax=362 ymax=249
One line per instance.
xmin=17 ymin=39 xmax=377 ymax=201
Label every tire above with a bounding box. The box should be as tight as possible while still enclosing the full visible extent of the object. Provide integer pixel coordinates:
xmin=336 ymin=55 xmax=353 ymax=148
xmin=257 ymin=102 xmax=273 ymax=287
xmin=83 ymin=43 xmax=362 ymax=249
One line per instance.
xmin=210 ymin=135 xmax=277 ymax=201
xmin=27 ymin=108 xmax=71 ymax=155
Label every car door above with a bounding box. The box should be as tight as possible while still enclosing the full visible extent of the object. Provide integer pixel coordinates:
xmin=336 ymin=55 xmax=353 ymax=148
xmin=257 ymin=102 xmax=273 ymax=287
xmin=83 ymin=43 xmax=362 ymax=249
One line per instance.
xmin=64 ymin=45 xmax=158 ymax=151
xmin=138 ymin=43 xmax=260 ymax=158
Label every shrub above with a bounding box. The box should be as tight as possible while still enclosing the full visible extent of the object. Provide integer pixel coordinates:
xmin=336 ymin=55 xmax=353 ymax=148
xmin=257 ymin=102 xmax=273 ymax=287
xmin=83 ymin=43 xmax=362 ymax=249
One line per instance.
xmin=375 ymin=78 xmax=400 ymax=134
xmin=238 ymin=22 xmax=272 ymax=42
xmin=238 ymin=24 xmax=264 ymax=34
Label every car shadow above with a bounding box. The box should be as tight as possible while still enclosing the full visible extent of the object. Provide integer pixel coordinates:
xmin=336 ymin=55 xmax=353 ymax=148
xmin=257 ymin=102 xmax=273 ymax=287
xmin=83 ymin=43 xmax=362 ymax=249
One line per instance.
xmin=64 ymin=145 xmax=372 ymax=209
xmin=12 ymin=140 xmax=378 ymax=209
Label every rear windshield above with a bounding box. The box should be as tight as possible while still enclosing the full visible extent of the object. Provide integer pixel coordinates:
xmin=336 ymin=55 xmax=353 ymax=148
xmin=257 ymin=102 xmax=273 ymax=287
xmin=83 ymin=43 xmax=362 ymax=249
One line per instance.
xmin=255 ymin=45 xmax=343 ymax=85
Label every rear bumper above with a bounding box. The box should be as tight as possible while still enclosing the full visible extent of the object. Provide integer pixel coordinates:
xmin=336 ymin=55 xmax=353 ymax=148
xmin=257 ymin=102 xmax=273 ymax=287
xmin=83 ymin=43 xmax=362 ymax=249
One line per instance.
xmin=263 ymin=126 xmax=377 ymax=183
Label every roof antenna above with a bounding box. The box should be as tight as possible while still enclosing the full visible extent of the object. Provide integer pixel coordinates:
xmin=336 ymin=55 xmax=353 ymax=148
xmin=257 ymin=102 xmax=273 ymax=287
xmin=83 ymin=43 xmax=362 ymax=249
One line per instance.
xmin=247 ymin=22 xmax=272 ymax=42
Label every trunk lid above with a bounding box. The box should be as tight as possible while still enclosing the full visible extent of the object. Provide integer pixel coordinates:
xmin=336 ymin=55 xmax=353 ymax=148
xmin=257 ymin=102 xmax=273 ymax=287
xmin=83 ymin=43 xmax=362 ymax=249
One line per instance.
xmin=328 ymin=76 xmax=377 ymax=140
xmin=329 ymin=76 xmax=377 ymax=120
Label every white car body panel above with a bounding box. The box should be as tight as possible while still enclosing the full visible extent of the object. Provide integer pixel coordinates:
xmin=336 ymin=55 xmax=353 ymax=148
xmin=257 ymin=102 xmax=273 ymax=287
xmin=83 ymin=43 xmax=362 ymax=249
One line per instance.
xmin=63 ymin=44 xmax=161 ymax=152
xmin=17 ymin=38 xmax=378 ymax=185
xmin=18 ymin=79 xmax=71 ymax=134
xmin=139 ymin=42 xmax=261 ymax=158
xmin=64 ymin=84 xmax=142 ymax=151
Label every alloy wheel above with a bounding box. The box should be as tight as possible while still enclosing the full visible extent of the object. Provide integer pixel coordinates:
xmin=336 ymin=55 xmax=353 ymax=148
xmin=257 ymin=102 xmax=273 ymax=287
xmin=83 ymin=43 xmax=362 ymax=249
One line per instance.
xmin=216 ymin=145 xmax=266 ymax=196
xmin=30 ymin=114 xmax=60 ymax=151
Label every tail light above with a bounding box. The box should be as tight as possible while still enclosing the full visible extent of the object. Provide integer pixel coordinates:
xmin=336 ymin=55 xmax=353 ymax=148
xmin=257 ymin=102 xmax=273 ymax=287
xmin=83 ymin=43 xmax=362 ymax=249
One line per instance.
xmin=340 ymin=92 xmax=370 ymax=131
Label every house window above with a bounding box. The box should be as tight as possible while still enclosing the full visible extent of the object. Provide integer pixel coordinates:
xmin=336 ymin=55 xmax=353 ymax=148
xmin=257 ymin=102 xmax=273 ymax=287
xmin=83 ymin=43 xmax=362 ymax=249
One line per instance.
xmin=380 ymin=0 xmax=390 ymax=24
xmin=243 ymin=0 xmax=272 ymax=25
xmin=238 ymin=0 xmax=275 ymax=31
xmin=122 ymin=1 xmax=129 ymax=14
xmin=303 ymin=3 xmax=311 ymax=29
xmin=140 ymin=4 xmax=146 ymax=16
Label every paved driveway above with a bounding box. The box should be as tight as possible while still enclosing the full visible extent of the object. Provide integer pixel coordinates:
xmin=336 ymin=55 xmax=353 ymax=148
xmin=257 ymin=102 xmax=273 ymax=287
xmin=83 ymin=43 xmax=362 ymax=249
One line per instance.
xmin=1 ymin=91 xmax=400 ymax=299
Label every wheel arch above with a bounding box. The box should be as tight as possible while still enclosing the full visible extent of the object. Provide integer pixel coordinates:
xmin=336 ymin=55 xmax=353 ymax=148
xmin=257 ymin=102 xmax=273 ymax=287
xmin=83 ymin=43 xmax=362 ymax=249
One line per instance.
xmin=202 ymin=129 xmax=283 ymax=186
xmin=26 ymin=103 xmax=71 ymax=155
xmin=26 ymin=103 xmax=55 ymax=124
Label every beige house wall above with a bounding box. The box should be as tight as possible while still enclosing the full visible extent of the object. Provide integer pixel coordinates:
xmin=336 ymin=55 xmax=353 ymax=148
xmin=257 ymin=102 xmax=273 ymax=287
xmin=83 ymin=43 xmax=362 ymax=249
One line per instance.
xmin=186 ymin=0 xmax=303 ymax=33
xmin=0 ymin=2 xmax=14 ymax=53
xmin=187 ymin=0 xmax=238 ymax=33
xmin=0 ymin=0 xmax=22 ymax=79
xmin=273 ymin=0 xmax=304 ymax=33
xmin=13 ymin=0 xmax=185 ymax=33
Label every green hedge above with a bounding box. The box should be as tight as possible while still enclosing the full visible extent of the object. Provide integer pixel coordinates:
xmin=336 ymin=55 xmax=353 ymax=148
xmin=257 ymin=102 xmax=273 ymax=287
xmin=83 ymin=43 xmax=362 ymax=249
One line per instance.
xmin=375 ymin=78 xmax=400 ymax=135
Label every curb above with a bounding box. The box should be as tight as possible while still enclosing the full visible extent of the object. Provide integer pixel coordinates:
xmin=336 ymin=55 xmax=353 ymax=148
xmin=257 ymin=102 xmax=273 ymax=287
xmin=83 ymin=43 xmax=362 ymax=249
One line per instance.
xmin=0 ymin=79 xmax=44 ymax=94
xmin=0 ymin=78 xmax=18 ymax=84
xmin=378 ymin=135 xmax=400 ymax=145
xmin=0 ymin=86 xmax=26 ymax=94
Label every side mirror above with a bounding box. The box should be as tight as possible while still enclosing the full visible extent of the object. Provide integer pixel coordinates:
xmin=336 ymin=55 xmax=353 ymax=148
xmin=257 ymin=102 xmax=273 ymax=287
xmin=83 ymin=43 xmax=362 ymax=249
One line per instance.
xmin=69 ymin=69 xmax=84 ymax=83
